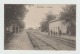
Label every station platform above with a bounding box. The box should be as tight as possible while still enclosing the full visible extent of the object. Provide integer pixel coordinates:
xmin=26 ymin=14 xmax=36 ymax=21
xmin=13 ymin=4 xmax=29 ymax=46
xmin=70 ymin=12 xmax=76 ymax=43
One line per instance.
xmin=5 ymin=30 xmax=34 ymax=50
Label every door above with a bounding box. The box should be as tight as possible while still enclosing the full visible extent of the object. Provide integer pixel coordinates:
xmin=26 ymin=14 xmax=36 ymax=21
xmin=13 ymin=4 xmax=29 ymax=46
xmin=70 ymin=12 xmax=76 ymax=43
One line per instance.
xmin=13 ymin=27 xmax=15 ymax=33
xmin=16 ymin=27 xmax=18 ymax=33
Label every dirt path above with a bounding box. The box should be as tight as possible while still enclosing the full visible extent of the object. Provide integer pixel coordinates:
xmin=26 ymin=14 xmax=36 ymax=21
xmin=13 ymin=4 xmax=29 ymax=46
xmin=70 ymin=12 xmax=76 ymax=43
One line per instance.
xmin=5 ymin=30 xmax=34 ymax=50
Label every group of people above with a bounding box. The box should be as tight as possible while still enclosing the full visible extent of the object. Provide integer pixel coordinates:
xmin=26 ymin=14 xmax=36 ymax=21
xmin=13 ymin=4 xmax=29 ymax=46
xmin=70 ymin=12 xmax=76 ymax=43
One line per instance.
xmin=49 ymin=27 xmax=62 ymax=36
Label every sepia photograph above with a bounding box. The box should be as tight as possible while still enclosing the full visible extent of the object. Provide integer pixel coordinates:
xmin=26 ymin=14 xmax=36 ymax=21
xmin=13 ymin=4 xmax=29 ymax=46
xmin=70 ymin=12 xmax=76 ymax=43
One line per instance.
xmin=4 ymin=4 xmax=76 ymax=50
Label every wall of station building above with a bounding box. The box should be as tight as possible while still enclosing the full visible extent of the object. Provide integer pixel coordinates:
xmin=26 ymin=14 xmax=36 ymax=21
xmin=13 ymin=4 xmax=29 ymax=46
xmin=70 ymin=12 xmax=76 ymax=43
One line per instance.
xmin=49 ymin=20 xmax=68 ymax=35
xmin=6 ymin=24 xmax=20 ymax=33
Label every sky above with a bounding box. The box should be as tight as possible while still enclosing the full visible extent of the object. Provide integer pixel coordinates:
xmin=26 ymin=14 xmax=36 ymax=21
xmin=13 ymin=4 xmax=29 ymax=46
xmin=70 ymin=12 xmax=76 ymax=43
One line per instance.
xmin=23 ymin=4 xmax=66 ymax=29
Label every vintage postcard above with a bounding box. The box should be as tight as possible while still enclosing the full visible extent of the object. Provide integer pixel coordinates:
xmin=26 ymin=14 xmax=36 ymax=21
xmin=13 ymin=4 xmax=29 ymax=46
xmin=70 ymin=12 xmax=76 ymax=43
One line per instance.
xmin=4 ymin=4 xmax=76 ymax=50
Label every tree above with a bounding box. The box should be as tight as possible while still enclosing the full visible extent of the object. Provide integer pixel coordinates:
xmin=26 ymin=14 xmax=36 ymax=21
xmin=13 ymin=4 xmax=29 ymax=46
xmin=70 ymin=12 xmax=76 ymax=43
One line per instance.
xmin=40 ymin=12 xmax=56 ymax=32
xmin=40 ymin=21 xmax=48 ymax=32
xmin=4 ymin=4 xmax=28 ymax=28
xmin=4 ymin=4 xmax=33 ymax=45
xmin=45 ymin=11 xmax=56 ymax=22
xmin=60 ymin=5 xmax=76 ymax=35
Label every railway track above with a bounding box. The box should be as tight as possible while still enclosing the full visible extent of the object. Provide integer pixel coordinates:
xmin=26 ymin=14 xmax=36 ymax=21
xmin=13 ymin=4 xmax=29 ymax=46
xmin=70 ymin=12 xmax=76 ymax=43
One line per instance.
xmin=33 ymin=32 xmax=76 ymax=48
xmin=27 ymin=32 xmax=57 ymax=50
xmin=51 ymin=36 xmax=76 ymax=48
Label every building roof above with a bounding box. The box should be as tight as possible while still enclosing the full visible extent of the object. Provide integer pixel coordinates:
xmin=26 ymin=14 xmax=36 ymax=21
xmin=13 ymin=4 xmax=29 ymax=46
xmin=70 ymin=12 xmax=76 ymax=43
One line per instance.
xmin=48 ymin=16 xmax=61 ymax=23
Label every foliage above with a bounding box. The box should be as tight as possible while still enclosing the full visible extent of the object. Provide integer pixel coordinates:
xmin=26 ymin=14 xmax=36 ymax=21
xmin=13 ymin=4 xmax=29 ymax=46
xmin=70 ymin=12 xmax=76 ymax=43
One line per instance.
xmin=40 ymin=21 xmax=48 ymax=32
xmin=4 ymin=4 xmax=28 ymax=28
xmin=40 ymin=12 xmax=56 ymax=32
xmin=60 ymin=5 xmax=76 ymax=35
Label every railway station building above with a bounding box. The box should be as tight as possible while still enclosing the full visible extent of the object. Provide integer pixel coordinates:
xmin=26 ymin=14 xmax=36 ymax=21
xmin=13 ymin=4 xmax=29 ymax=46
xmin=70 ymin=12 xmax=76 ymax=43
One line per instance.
xmin=6 ymin=20 xmax=22 ymax=33
xmin=48 ymin=18 xmax=70 ymax=36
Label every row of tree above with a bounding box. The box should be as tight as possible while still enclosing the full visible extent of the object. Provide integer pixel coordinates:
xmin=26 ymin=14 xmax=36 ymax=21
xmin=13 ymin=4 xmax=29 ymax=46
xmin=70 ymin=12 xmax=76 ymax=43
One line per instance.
xmin=4 ymin=4 xmax=34 ymax=44
xmin=5 ymin=4 xmax=28 ymax=29
xmin=40 ymin=5 xmax=76 ymax=35
xmin=60 ymin=5 xmax=76 ymax=35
